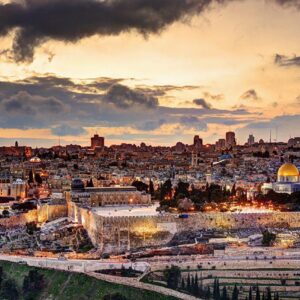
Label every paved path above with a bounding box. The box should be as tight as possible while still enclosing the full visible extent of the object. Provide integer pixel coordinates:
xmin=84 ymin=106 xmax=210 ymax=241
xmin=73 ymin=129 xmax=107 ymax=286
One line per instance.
xmin=0 ymin=254 xmax=199 ymax=299
xmin=87 ymin=271 xmax=200 ymax=300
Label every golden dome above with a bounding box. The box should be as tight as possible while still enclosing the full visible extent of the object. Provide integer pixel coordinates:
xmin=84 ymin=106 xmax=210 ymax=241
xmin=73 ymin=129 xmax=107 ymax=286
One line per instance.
xmin=277 ymin=163 xmax=299 ymax=177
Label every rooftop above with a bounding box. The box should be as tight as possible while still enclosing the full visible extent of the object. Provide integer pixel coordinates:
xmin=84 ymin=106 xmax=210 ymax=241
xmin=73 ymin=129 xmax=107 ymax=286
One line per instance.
xmin=92 ymin=203 xmax=160 ymax=217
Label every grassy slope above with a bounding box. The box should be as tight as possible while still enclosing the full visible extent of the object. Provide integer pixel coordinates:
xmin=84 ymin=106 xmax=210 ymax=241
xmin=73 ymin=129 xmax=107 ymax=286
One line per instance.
xmin=0 ymin=260 xmax=177 ymax=300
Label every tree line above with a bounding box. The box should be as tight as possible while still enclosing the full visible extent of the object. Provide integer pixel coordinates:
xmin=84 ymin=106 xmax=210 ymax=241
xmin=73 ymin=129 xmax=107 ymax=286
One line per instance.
xmin=163 ymin=266 xmax=281 ymax=300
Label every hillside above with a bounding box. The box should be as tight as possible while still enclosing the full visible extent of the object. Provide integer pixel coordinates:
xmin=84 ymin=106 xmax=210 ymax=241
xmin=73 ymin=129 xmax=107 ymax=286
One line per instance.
xmin=0 ymin=260 xmax=177 ymax=300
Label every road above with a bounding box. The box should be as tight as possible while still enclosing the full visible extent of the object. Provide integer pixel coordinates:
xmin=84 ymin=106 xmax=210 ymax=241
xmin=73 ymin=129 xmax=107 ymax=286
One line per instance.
xmin=0 ymin=253 xmax=199 ymax=299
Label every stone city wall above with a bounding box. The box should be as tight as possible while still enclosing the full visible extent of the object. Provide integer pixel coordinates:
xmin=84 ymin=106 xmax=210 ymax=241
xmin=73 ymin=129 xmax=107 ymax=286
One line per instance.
xmin=69 ymin=205 xmax=300 ymax=253
xmin=37 ymin=203 xmax=68 ymax=223
xmin=0 ymin=210 xmax=38 ymax=227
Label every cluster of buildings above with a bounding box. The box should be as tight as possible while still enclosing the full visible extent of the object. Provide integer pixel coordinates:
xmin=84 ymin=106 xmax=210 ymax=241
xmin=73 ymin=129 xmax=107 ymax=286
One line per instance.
xmin=0 ymin=132 xmax=299 ymax=255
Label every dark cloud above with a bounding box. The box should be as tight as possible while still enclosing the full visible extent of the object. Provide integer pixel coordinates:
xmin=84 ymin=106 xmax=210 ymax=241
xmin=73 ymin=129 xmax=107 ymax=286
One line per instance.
xmin=136 ymin=119 xmax=166 ymax=131
xmin=193 ymin=98 xmax=212 ymax=109
xmin=103 ymin=84 xmax=159 ymax=109
xmin=180 ymin=116 xmax=208 ymax=131
xmin=2 ymin=91 xmax=67 ymax=115
xmin=240 ymin=89 xmax=261 ymax=101
xmin=242 ymin=114 xmax=300 ymax=130
xmin=274 ymin=53 xmax=300 ymax=67
xmin=0 ymin=0 xmax=299 ymax=63
xmin=272 ymin=0 xmax=300 ymax=9
xmin=0 ymin=0 xmax=232 ymax=63
xmin=51 ymin=124 xmax=87 ymax=136
xmin=0 ymin=74 xmax=251 ymax=134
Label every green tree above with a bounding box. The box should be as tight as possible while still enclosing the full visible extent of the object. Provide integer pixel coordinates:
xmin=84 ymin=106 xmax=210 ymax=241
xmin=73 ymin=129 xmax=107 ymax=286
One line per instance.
xmin=0 ymin=267 xmax=3 ymax=286
xmin=0 ymin=278 xmax=19 ymax=300
xmin=2 ymin=210 xmax=9 ymax=217
xmin=163 ymin=265 xmax=181 ymax=290
xmin=193 ymin=273 xmax=199 ymax=296
xmin=262 ymin=230 xmax=276 ymax=246
xmin=175 ymin=181 xmax=190 ymax=198
xmin=28 ymin=170 xmax=34 ymax=184
xmin=231 ymin=183 xmax=236 ymax=196
xmin=131 ymin=180 xmax=148 ymax=193
xmin=266 ymin=287 xmax=272 ymax=300
xmin=103 ymin=293 xmax=128 ymax=300
xmin=213 ymin=278 xmax=221 ymax=300
xmin=23 ymin=269 xmax=46 ymax=299
xmin=248 ymin=287 xmax=253 ymax=300
xmin=35 ymin=173 xmax=43 ymax=185
xmin=160 ymin=179 xmax=172 ymax=201
xmin=181 ymin=278 xmax=185 ymax=290
xmin=26 ymin=222 xmax=39 ymax=235
xmin=187 ymin=273 xmax=191 ymax=292
xmin=256 ymin=286 xmax=261 ymax=300
xmin=232 ymin=285 xmax=239 ymax=300
xmin=149 ymin=180 xmax=155 ymax=197
xmin=222 ymin=286 xmax=228 ymax=300
xmin=206 ymin=286 xmax=211 ymax=299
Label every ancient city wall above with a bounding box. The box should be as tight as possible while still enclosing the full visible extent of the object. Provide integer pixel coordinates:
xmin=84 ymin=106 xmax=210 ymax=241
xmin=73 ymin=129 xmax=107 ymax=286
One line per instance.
xmin=0 ymin=210 xmax=38 ymax=227
xmin=37 ymin=204 xmax=68 ymax=223
xmin=68 ymin=202 xmax=300 ymax=253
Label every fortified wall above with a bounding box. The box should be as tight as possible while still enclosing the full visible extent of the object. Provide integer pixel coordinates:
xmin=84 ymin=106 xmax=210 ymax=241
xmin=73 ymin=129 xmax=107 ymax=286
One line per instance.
xmin=68 ymin=201 xmax=300 ymax=254
xmin=0 ymin=210 xmax=38 ymax=228
xmin=37 ymin=203 xmax=68 ymax=223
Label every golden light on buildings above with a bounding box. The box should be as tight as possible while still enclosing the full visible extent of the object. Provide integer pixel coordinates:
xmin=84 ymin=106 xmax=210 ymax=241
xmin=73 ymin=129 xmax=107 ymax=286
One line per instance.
xmin=134 ymin=224 xmax=158 ymax=238
xmin=277 ymin=163 xmax=299 ymax=177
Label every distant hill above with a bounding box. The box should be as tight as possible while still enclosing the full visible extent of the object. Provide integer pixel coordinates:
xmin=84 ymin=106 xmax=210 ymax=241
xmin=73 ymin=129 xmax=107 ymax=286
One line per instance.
xmin=0 ymin=260 xmax=177 ymax=300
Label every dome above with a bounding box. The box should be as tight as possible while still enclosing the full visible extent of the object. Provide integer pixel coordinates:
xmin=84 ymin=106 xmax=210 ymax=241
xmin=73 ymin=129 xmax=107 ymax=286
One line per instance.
xmin=29 ymin=156 xmax=41 ymax=163
xmin=277 ymin=163 xmax=299 ymax=177
xmin=71 ymin=178 xmax=85 ymax=190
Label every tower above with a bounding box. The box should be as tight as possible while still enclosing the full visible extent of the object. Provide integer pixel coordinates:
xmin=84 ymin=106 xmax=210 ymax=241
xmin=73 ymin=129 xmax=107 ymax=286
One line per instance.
xmin=91 ymin=134 xmax=105 ymax=149
xmin=225 ymin=131 xmax=236 ymax=148
xmin=193 ymin=135 xmax=203 ymax=149
xmin=191 ymin=151 xmax=198 ymax=167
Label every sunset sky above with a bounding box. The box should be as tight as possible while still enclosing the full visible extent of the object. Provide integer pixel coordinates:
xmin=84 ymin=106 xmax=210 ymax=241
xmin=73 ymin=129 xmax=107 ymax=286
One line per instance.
xmin=1 ymin=0 xmax=300 ymax=147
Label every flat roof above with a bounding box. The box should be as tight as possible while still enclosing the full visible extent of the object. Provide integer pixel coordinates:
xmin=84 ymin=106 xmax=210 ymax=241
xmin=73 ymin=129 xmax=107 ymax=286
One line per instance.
xmin=85 ymin=186 xmax=137 ymax=193
xmin=92 ymin=203 xmax=160 ymax=217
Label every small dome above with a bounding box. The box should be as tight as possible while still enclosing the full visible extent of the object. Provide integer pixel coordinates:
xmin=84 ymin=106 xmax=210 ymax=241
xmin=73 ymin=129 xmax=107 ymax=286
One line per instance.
xmin=14 ymin=179 xmax=25 ymax=184
xmin=278 ymin=163 xmax=299 ymax=177
xmin=29 ymin=156 xmax=41 ymax=163
xmin=71 ymin=178 xmax=84 ymax=190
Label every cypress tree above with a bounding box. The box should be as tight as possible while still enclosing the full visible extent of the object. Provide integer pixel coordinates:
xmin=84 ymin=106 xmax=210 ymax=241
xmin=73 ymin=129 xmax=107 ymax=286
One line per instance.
xmin=232 ymin=284 xmax=239 ymax=300
xmin=193 ymin=274 xmax=199 ymax=296
xmin=213 ymin=278 xmax=220 ymax=300
xmin=181 ymin=278 xmax=185 ymax=290
xmin=222 ymin=286 xmax=227 ymax=300
xmin=266 ymin=288 xmax=272 ymax=300
xmin=187 ymin=273 xmax=191 ymax=292
xmin=249 ymin=287 xmax=253 ymax=300
xmin=206 ymin=286 xmax=211 ymax=299
xmin=256 ymin=286 xmax=261 ymax=300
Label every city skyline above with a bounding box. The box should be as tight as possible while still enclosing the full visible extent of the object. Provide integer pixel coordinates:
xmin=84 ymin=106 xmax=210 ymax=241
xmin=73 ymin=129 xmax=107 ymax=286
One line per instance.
xmin=1 ymin=0 xmax=300 ymax=146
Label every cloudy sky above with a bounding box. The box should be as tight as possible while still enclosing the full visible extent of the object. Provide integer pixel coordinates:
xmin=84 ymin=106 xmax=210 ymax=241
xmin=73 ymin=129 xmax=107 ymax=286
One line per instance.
xmin=1 ymin=0 xmax=300 ymax=147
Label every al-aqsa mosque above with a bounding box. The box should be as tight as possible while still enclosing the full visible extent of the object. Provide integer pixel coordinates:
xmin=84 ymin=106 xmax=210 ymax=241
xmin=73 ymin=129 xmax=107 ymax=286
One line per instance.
xmin=262 ymin=162 xmax=300 ymax=194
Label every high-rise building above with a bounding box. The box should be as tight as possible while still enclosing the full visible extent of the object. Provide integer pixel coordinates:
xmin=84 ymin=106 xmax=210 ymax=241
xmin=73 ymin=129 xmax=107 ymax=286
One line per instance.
xmin=193 ymin=135 xmax=203 ymax=148
xmin=91 ymin=134 xmax=105 ymax=149
xmin=248 ymin=134 xmax=255 ymax=146
xmin=225 ymin=131 xmax=236 ymax=148
xmin=216 ymin=138 xmax=226 ymax=150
